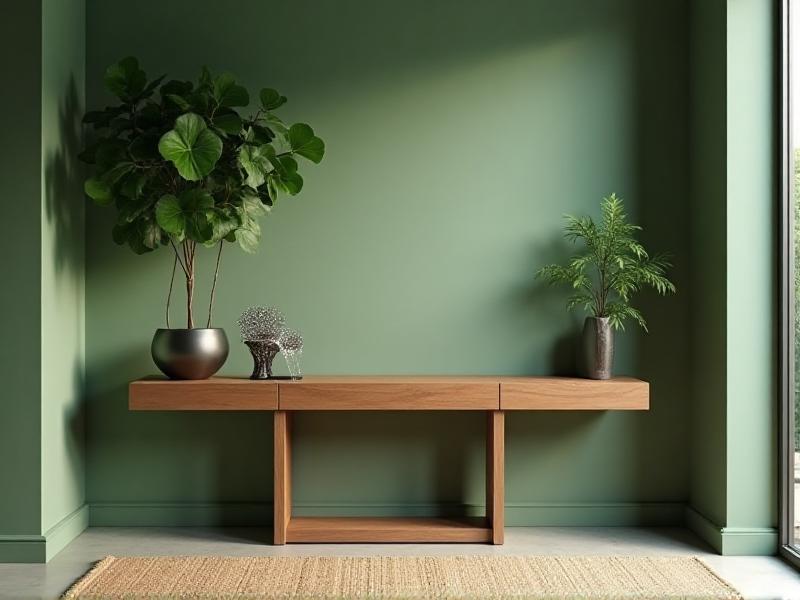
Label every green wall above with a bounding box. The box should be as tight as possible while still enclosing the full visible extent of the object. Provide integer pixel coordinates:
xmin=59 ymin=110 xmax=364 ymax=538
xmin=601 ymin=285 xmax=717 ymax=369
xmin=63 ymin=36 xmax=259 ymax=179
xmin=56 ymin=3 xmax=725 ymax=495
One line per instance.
xmin=0 ymin=0 xmax=780 ymax=562
xmin=0 ymin=0 xmax=44 ymax=552
xmin=0 ymin=0 xmax=88 ymax=563
xmin=41 ymin=0 xmax=88 ymax=558
xmin=688 ymin=0 xmax=728 ymax=535
xmin=84 ymin=0 xmax=692 ymax=525
xmin=686 ymin=0 xmax=778 ymax=555
xmin=724 ymin=0 xmax=777 ymax=552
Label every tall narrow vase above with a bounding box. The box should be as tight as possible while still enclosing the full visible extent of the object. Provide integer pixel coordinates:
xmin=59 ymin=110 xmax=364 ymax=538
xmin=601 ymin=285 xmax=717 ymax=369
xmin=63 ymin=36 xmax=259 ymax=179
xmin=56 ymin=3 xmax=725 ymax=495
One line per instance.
xmin=581 ymin=316 xmax=614 ymax=380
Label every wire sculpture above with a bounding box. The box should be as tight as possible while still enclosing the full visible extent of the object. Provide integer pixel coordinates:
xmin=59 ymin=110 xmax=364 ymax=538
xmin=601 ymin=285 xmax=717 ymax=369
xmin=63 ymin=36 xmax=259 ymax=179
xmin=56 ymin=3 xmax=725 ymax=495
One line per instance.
xmin=237 ymin=307 xmax=303 ymax=380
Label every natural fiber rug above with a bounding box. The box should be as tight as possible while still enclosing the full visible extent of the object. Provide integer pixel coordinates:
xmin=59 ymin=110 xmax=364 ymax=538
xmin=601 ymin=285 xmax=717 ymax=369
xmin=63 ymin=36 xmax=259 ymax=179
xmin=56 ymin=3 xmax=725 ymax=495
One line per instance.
xmin=63 ymin=555 xmax=741 ymax=599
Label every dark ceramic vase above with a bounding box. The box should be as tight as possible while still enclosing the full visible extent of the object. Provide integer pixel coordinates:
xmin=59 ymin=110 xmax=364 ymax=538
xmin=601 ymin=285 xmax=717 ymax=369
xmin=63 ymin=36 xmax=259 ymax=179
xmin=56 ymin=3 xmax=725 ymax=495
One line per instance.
xmin=580 ymin=316 xmax=614 ymax=380
xmin=151 ymin=328 xmax=229 ymax=380
xmin=246 ymin=340 xmax=281 ymax=379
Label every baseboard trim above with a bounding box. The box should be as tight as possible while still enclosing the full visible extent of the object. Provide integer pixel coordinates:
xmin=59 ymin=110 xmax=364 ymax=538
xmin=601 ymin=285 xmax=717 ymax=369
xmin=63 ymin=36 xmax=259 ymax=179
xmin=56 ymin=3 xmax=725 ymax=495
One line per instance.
xmin=0 ymin=535 xmax=46 ymax=563
xmin=2 ymin=503 xmax=778 ymax=560
xmin=685 ymin=507 xmax=722 ymax=552
xmin=6 ymin=503 xmax=776 ymax=558
xmin=88 ymin=501 xmax=684 ymax=528
xmin=90 ymin=502 xmax=273 ymax=527
xmin=685 ymin=506 xmax=778 ymax=555
xmin=0 ymin=505 xmax=88 ymax=563
xmin=44 ymin=504 xmax=89 ymax=562
xmin=505 ymin=502 xmax=684 ymax=526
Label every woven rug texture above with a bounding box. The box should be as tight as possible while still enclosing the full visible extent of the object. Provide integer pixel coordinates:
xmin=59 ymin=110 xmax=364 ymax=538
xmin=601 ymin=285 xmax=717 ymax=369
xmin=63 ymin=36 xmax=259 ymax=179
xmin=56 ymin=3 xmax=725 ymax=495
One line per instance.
xmin=63 ymin=555 xmax=742 ymax=599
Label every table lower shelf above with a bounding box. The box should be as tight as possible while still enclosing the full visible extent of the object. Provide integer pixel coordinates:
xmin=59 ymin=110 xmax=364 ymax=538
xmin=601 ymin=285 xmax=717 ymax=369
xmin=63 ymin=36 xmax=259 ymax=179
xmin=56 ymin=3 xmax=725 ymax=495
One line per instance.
xmin=285 ymin=516 xmax=493 ymax=543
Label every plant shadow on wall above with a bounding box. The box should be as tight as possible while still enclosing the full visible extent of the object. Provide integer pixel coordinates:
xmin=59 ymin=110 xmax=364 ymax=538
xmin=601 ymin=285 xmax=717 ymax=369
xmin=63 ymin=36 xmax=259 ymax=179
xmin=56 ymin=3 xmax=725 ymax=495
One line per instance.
xmin=80 ymin=57 xmax=325 ymax=379
xmin=43 ymin=75 xmax=87 ymax=476
xmin=45 ymin=75 xmax=84 ymax=277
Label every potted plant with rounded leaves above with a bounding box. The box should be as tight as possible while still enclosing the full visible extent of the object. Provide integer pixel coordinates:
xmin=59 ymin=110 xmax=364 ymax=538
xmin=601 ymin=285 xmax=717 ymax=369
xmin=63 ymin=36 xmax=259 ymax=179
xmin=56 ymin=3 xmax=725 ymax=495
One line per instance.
xmin=80 ymin=57 xmax=325 ymax=379
xmin=537 ymin=194 xmax=675 ymax=379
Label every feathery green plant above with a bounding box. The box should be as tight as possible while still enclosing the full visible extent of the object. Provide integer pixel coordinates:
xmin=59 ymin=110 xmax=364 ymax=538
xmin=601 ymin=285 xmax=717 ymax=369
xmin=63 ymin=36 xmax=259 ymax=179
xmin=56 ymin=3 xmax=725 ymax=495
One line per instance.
xmin=537 ymin=194 xmax=675 ymax=331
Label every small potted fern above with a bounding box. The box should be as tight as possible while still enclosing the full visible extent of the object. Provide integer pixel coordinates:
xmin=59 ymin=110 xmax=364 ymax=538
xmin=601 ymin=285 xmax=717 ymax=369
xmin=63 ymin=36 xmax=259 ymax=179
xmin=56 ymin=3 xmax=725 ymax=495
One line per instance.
xmin=537 ymin=194 xmax=676 ymax=379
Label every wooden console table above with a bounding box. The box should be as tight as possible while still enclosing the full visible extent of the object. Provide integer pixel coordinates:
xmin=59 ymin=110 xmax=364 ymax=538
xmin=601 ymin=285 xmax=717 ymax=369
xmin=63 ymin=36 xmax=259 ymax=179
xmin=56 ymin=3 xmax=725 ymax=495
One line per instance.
xmin=129 ymin=375 xmax=648 ymax=545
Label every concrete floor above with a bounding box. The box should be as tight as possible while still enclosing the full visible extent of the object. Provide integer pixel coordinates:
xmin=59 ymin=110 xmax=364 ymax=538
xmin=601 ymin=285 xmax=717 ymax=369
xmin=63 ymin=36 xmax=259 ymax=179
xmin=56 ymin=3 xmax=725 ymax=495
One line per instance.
xmin=0 ymin=527 xmax=798 ymax=599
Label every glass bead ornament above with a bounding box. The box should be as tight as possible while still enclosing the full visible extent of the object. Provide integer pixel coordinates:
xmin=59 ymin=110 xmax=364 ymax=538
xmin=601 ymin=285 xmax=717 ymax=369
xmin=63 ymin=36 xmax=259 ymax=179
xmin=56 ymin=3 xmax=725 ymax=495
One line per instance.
xmin=277 ymin=328 xmax=304 ymax=380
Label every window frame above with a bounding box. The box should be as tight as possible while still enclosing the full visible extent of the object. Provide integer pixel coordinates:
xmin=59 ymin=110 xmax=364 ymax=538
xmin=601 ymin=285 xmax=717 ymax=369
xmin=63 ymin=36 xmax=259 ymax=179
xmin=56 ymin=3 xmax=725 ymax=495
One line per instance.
xmin=780 ymin=0 xmax=800 ymax=568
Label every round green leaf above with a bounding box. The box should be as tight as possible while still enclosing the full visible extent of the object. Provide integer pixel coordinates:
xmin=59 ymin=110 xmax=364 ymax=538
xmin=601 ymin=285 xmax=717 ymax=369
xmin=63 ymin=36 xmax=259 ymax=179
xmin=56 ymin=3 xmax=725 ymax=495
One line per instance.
xmin=281 ymin=171 xmax=303 ymax=195
xmin=104 ymin=57 xmax=147 ymax=101
xmin=165 ymin=94 xmax=191 ymax=111
xmin=269 ymin=155 xmax=303 ymax=195
xmin=155 ymin=189 xmax=215 ymax=242
xmin=213 ymin=73 xmax=249 ymax=107
xmin=158 ymin=113 xmax=223 ymax=181
xmin=259 ymin=88 xmax=287 ymax=110
xmin=288 ymin=123 xmax=325 ymax=163
xmin=139 ymin=217 xmax=162 ymax=250
xmin=161 ymin=79 xmax=193 ymax=96
xmin=181 ymin=189 xmax=214 ymax=242
xmin=242 ymin=192 xmax=269 ymax=218
xmin=238 ymin=144 xmax=273 ymax=189
xmin=207 ymin=207 xmax=241 ymax=244
xmin=84 ymin=177 xmax=112 ymax=205
xmin=117 ymin=192 xmax=152 ymax=223
xmin=155 ymin=194 xmax=184 ymax=236
xmin=102 ymin=162 xmax=135 ymax=186
xmin=212 ymin=111 xmax=243 ymax=135
xmin=236 ymin=222 xmax=260 ymax=253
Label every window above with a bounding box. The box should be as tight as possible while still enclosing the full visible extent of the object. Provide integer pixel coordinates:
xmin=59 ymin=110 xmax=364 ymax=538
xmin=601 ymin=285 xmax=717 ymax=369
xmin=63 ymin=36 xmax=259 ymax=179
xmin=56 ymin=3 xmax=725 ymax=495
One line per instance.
xmin=781 ymin=0 xmax=800 ymax=566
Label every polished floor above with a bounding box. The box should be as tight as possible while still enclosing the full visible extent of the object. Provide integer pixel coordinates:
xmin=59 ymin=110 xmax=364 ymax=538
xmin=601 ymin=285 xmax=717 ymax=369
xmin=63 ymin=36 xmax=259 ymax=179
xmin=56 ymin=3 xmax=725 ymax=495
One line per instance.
xmin=0 ymin=527 xmax=798 ymax=599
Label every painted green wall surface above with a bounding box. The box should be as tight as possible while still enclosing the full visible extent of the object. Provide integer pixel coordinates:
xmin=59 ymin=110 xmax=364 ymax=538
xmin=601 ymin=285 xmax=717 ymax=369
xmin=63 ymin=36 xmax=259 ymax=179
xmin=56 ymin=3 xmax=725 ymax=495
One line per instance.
xmin=0 ymin=0 xmax=44 ymax=541
xmin=0 ymin=0 xmax=88 ymax=563
xmin=725 ymin=0 xmax=777 ymax=535
xmin=0 ymin=0 xmax=781 ymax=562
xmin=688 ymin=0 xmax=728 ymax=532
xmin=685 ymin=0 xmax=778 ymax=554
xmin=41 ymin=0 xmax=87 ymax=539
xmin=85 ymin=0 xmax=692 ymax=523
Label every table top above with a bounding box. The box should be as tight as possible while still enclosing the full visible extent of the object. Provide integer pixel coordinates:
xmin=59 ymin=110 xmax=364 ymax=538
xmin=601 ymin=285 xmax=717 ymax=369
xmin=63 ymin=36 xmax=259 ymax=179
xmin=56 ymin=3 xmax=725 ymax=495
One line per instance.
xmin=129 ymin=375 xmax=649 ymax=411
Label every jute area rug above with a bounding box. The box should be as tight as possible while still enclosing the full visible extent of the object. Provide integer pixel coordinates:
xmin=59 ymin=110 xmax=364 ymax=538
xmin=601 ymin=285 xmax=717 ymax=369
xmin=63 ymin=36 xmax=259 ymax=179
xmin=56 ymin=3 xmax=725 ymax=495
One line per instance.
xmin=63 ymin=555 xmax=741 ymax=599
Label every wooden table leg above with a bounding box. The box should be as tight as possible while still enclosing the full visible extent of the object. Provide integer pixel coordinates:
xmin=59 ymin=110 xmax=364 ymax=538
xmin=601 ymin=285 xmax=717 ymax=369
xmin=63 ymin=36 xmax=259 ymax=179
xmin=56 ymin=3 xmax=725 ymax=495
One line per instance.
xmin=274 ymin=411 xmax=291 ymax=545
xmin=486 ymin=410 xmax=505 ymax=545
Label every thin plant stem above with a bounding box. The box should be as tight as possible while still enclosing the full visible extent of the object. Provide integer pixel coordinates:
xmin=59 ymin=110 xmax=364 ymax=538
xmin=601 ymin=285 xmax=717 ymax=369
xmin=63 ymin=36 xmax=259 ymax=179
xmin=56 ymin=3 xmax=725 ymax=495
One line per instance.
xmin=165 ymin=253 xmax=177 ymax=328
xmin=183 ymin=240 xmax=195 ymax=329
xmin=206 ymin=241 xmax=223 ymax=328
xmin=169 ymin=238 xmax=189 ymax=277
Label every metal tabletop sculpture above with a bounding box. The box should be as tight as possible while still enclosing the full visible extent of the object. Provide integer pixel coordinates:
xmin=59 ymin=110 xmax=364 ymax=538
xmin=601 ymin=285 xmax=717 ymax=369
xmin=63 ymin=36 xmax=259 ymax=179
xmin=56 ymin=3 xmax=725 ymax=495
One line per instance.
xmin=237 ymin=307 xmax=303 ymax=380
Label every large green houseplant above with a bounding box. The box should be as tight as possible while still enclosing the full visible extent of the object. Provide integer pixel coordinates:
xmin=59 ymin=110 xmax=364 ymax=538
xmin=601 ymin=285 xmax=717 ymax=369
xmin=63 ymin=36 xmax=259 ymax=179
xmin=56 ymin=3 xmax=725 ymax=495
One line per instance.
xmin=537 ymin=194 xmax=675 ymax=379
xmin=81 ymin=57 xmax=325 ymax=378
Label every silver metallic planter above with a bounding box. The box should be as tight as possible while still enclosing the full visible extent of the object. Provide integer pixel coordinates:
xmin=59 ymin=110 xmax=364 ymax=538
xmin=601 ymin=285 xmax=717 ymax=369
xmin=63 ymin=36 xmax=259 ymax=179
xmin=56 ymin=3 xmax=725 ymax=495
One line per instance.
xmin=580 ymin=316 xmax=614 ymax=380
xmin=151 ymin=328 xmax=229 ymax=380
